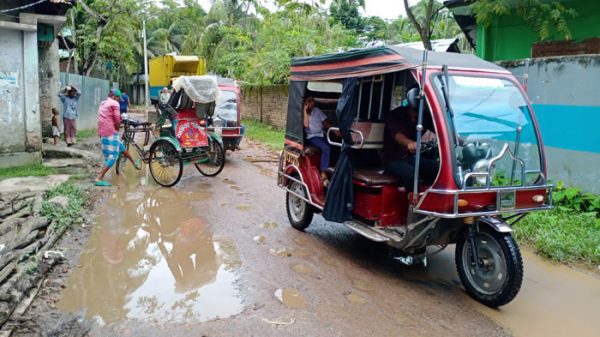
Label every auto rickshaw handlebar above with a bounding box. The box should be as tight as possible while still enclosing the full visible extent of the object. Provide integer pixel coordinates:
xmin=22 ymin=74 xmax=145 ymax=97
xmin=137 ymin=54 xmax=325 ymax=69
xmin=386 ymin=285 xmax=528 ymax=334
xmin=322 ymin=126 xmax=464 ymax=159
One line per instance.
xmin=326 ymin=127 xmax=365 ymax=149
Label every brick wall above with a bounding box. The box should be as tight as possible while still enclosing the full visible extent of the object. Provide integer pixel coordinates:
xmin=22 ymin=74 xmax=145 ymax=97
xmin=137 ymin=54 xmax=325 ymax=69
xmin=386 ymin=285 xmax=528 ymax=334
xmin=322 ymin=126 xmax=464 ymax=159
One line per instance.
xmin=241 ymin=85 xmax=289 ymax=128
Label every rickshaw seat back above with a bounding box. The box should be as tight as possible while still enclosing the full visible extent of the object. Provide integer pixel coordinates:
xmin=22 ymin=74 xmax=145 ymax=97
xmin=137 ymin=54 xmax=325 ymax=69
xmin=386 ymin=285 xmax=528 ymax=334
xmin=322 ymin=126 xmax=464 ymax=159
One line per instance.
xmin=351 ymin=122 xmax=384 ymax=149
xmin=175 ymin=109 xmax=209 ymax=148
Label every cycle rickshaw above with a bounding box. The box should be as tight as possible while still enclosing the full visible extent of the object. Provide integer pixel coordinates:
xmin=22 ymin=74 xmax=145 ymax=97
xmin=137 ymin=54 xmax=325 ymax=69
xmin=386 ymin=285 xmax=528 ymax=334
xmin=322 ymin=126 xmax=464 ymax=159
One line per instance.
xmin=118 ymin=76 xmax=226 ymax=187
xmin=278 ymin=46 xmax=553 ymax=307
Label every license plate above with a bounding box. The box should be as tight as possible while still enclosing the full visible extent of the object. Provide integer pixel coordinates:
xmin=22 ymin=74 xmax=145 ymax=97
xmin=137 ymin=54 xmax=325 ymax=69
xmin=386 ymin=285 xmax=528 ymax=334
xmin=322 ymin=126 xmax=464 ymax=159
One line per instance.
xmin=498 ymin=191 xmax=516 ymax=211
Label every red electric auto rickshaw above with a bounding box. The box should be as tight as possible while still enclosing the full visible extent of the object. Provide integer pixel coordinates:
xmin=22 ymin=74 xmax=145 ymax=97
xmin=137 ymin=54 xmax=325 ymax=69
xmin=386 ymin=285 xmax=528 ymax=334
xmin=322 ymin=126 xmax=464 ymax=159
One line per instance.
xmin=277 ymin=46 xmax=553 ymax=307
xmin=212 ymin=79 xmax=244 ymax=151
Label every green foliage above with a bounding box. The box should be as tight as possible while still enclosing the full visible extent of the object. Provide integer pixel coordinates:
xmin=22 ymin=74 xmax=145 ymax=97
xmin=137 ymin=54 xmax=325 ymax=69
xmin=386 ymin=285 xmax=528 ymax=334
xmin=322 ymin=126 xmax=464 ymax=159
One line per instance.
xmin=0 ymin=164 xmax=56 ymax=178
xmin=552 ymin=181 xmax=600 ymax=213
xmin=330 ymin=0 xmax=365 ymax=32
xmin=41 ymin=184 xmax=87 ymax=230
xmin=514 ymin=210 xmax=600 ymax=266
xmin=242 ymin=118 xmax=285 ymax=151
xmin=470 ymin=0 xmax=578 ymax=41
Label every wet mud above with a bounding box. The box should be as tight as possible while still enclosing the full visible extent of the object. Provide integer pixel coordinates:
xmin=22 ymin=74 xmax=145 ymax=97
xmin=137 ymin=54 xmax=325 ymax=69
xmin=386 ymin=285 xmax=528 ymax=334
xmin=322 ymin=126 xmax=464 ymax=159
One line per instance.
xmin=24 ymin=138 xmax=596 ymax=337
xmin=402 ymin=247 xmax=600 ymax=337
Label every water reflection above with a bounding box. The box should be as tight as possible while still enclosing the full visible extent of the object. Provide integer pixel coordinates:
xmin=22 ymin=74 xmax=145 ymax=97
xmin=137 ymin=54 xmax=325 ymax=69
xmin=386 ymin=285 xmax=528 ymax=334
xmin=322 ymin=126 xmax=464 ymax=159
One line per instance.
xmin=58 ymin=186 xmax=243 ymax=324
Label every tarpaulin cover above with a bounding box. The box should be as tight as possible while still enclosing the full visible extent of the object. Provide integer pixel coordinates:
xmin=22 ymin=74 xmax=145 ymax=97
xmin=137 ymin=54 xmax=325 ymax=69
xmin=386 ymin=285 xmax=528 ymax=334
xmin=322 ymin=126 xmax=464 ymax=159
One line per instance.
xmin=322 ymin=78 xmax=360 ymax=222
xmin=285 ymin=81 xmax=307 ymax=150
xmin=172 ymin=75 xmax=222 ymax=103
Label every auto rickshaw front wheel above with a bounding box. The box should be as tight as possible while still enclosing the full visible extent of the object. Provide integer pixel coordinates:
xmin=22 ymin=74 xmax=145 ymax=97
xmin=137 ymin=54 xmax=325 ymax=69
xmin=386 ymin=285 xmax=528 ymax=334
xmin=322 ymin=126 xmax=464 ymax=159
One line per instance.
xmin=286 ymin=180 xmax=314 ymax=230
xmin=455 ymin=224 xmax=523 ymax=308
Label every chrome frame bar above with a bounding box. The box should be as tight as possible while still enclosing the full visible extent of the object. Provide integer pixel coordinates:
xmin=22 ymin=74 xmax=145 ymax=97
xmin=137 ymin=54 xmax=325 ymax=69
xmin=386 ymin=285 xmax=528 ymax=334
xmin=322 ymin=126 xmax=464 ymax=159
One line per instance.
xmin=326 ymin=127 xmax=365 ymax=149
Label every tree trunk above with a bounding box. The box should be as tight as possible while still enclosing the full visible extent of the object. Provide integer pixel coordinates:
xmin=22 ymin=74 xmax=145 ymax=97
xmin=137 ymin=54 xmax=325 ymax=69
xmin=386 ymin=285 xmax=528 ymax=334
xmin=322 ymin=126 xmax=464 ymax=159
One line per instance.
xmin=403 ymin=0 xmax=435 ymax=51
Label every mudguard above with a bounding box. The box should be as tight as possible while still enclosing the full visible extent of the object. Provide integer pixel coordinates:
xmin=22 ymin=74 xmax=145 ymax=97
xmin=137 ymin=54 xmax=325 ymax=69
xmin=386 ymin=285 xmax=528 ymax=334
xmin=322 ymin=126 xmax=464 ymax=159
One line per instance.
xmin=209 ymin=132 xmax=223 ymax=145
xmin=155 ymin=136 xmax=182 ymax=152
xmin=479 ymin=216 xmax=513 ymax=233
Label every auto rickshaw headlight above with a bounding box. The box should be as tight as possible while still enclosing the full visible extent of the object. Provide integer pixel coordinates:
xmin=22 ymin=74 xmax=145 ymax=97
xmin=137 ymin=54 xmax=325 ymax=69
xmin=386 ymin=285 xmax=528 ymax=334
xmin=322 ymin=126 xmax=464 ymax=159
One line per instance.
xmin=213 ymin=117 xmax=223 ymax=136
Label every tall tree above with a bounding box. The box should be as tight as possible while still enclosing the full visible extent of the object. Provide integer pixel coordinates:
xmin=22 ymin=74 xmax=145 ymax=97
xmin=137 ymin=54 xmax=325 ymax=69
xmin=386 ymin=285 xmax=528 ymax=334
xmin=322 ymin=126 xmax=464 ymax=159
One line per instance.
xmin=403 ymin=0 xmax=440 ymax=50
xmin=329 ymin=0 xmax=365 ymax=32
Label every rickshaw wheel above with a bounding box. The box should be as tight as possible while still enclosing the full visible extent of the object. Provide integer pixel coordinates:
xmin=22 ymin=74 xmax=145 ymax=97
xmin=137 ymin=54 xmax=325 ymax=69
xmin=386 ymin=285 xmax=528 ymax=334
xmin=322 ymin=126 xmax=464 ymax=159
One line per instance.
xmin=195 ymin=140 xmax=225 ymax=177
xmin=455 ymin=224 xmax=523 ymax=307
xmin=148 ymin=139 xmax=183 ymax=187
xmin=286 ymin=180 xmax=314 ymax=230
xmin=115 ymin=143 xmax=130 ymax=175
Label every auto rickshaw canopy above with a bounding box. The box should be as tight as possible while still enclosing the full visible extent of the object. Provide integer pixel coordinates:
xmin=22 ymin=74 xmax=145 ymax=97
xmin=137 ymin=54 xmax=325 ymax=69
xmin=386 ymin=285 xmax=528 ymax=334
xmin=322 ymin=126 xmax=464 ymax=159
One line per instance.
xmin=290 ymin=45 xmax=508 ymax=81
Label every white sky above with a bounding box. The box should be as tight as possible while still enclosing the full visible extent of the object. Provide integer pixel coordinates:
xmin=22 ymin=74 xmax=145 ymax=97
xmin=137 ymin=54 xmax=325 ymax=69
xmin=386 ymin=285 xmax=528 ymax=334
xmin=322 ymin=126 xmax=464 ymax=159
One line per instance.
xmin=190 ymin=0 xmax=421 ymax=20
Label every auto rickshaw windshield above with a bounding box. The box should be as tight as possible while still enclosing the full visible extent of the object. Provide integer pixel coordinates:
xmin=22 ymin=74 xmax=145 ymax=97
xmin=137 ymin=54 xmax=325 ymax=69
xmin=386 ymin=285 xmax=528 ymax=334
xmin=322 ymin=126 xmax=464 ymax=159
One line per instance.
xmin=433 ymin=75 xmax=543 ymax=188
xmin=215 ymin=90 xmax=238 ymax=125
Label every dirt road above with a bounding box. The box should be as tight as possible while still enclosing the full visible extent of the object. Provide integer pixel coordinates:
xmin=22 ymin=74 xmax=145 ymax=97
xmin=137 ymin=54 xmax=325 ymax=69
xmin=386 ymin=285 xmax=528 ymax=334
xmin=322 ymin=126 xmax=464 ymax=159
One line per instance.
xmin=15 ymin=140 xmax=600 ymax=337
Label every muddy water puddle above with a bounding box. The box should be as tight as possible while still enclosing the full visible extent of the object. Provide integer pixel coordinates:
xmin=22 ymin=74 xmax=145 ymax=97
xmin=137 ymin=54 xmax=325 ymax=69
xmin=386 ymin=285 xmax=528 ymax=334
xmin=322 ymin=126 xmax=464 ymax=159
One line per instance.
xmin=402 ymin=247 xmax=600 ymax=337
xmin=58 ymin=186 xmax=244 ymax=324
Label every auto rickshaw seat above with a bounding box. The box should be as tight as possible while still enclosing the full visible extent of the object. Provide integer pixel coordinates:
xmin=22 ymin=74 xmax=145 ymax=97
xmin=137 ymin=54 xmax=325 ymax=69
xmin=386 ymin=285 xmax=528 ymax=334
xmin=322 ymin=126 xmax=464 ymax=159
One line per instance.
xmin=304 ymin=145 xmax=321 ymax=156
xmin=326 ymin=167 xmax=400 ymax=187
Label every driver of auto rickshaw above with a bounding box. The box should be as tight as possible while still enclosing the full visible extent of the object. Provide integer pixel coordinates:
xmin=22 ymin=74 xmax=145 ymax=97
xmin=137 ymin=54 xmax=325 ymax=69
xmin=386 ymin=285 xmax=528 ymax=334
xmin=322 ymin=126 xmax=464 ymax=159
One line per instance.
xmin=384 ymin=87 xmax=439 ymax=193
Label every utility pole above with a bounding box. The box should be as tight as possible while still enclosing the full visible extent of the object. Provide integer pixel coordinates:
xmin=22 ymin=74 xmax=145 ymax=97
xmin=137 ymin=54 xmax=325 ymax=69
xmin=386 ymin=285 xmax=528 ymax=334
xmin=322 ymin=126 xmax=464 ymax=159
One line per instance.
xmin=143 ymin=19 xmax=149 ymax=108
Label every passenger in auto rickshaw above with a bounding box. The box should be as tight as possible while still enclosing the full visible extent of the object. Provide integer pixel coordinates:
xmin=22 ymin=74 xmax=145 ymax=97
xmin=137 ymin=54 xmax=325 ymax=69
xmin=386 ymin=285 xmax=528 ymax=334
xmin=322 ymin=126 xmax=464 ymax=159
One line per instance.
xmin=303 ymin=95 xmax=335 ymax=187
xmin=384 ymin=86 xmax=439 ymax=193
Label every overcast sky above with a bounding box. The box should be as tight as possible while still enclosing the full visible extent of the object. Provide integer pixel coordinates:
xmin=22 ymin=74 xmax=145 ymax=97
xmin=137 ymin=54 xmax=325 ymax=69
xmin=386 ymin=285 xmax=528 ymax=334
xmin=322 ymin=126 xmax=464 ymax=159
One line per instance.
xmin=189 ymin=0 xmax=417 ymax=20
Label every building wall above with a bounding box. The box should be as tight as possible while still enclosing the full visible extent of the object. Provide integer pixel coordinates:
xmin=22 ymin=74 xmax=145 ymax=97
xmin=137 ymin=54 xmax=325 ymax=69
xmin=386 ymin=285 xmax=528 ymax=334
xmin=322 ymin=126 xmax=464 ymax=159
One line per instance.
xmin=500 ymin=55 xmax=600 ymax=192
xmin=0 ymin=27 xmax=42 ymax=167
xmin=477 ymin=0 xmax=600 ymax=61
xmin=240 ymin=85 xmax=289 ymax=128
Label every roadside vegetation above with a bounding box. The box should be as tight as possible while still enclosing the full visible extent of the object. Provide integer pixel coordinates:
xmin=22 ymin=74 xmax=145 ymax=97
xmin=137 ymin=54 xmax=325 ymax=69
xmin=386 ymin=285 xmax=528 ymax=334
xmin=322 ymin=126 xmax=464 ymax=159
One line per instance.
xmin=0 ymin=164 xmax=56 ymax=178
xmin=243 ymin=119 xmax=285 ymax=151
xmin=41 ymin=183 xmax=87 ymax=230
xmin=515 ymin=181 xmax=600 ymax=267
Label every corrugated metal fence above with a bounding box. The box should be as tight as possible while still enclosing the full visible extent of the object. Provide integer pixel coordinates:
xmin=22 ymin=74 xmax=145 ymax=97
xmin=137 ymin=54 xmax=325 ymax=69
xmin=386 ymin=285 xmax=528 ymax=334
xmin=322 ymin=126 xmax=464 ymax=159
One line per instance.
xmin=59 ymin=73 xmax=117 ymax=130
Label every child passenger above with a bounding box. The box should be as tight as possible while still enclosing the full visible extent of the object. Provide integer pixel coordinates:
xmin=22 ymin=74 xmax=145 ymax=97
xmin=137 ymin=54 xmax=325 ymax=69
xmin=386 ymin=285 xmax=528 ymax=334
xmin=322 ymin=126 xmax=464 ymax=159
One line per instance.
xmin=303 ymin=96 xmax=332 ymax=187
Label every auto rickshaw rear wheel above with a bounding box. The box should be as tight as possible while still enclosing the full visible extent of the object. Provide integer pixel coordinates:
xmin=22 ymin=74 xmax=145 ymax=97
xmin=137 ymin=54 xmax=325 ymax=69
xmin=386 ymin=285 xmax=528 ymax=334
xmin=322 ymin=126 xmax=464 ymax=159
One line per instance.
xmin=455 ymin=224 xmax=523 ymax=307
xmin=286 ymin=179 xmax=314 ymax=230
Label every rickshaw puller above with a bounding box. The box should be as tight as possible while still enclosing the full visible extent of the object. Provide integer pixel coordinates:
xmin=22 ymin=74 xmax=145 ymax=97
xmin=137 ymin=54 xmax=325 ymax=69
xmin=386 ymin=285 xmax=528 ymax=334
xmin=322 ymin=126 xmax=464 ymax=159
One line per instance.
xmin=384 ymin=88 xmax=439 ymax=193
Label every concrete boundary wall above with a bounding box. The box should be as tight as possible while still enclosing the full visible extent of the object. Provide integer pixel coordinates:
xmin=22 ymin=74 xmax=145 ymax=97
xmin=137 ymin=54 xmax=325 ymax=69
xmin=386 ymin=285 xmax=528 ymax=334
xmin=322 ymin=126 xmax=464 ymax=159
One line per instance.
xmin=240 ymin=86 xmax=288 ymax=129
xmin=500 ymin=55 xmax=600 ymax=192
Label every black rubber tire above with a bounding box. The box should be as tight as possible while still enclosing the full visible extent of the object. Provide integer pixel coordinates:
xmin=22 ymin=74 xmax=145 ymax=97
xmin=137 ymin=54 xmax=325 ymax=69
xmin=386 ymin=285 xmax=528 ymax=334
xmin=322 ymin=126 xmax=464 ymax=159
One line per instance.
xmin=195 ymin=140 xmax=225 ymax=177
xmin=148 ymin=139 xmax=183 ymax=187
xmin=455 ymin=224 xmax=523 ymax=307
xmin=114 ymin=143 xmax=129 ymax=175
xmin=285 ymin=180 xmax=314 ymax=231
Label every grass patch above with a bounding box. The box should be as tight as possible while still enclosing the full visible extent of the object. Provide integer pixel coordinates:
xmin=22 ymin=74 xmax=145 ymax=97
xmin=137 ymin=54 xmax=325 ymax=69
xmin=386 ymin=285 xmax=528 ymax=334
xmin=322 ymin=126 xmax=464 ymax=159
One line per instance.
xmin=0 ymin=164 xmax=56 ymax=178
xmin=41 ymin=183 xmax=87 ymax=230
xmin=77 ymin=128 xmax=97 ymax=141
xmin=242 ymin=118 xmax=284 ymax=151
xmin=514 ymin=210 xmax=600 ymax=266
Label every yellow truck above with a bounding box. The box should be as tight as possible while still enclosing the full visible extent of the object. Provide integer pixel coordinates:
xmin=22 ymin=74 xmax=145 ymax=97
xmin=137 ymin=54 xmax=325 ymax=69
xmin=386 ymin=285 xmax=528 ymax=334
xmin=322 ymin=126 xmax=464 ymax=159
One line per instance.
xmin=149 ymin=54 xmax=206 ymax=102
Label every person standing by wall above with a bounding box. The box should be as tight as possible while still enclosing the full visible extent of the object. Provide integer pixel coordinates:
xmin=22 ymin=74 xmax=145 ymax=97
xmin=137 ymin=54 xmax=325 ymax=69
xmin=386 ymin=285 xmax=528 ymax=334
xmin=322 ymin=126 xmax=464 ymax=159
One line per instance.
xmin=120 ymin=89 xmax=131 ymax=115
xmin=58 ymin=84 xmax=81 ymax=146
xmin=95 ymin=89 xmax=140 ymax=186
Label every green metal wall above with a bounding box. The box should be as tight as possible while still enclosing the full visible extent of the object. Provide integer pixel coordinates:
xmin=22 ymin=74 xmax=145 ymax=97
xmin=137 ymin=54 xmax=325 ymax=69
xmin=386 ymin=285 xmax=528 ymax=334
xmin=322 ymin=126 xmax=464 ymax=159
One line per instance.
xmin=476 ymin=0 xmax=600 ymax=61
